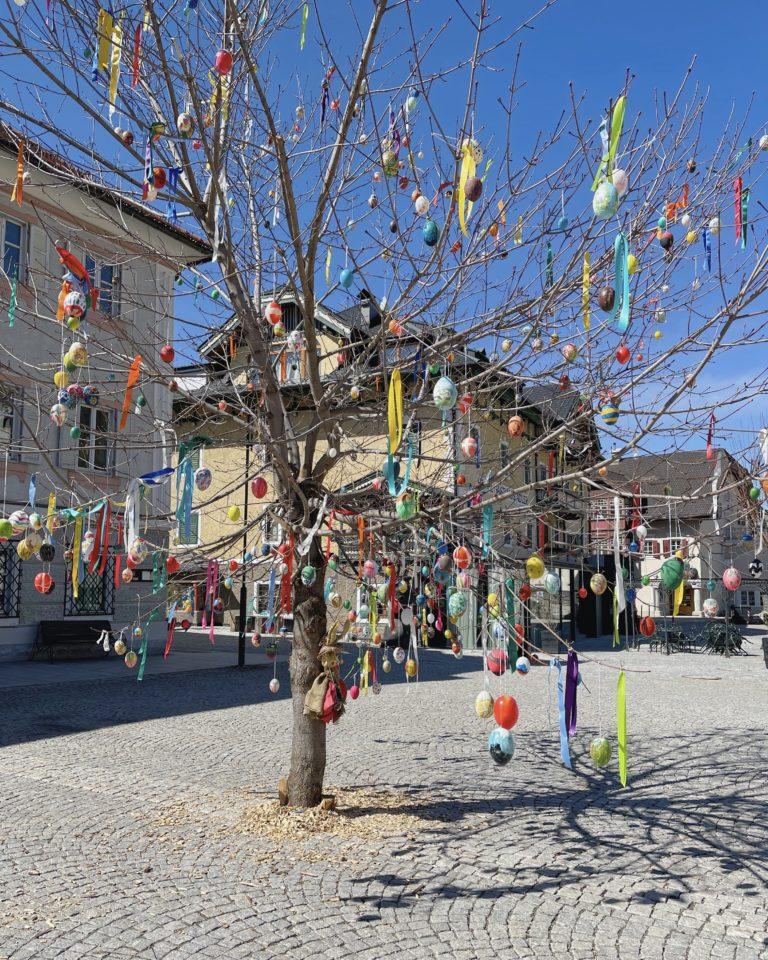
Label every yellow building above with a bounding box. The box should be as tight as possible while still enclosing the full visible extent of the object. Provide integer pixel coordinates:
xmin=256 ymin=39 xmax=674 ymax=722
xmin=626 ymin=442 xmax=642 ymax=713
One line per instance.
xmin=170 ymin=291 xmax=596 ymax=643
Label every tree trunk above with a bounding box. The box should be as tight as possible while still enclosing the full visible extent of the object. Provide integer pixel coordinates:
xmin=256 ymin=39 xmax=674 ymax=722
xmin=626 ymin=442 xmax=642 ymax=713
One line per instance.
xmin=287 ymin=538 xmax=327 ymax=807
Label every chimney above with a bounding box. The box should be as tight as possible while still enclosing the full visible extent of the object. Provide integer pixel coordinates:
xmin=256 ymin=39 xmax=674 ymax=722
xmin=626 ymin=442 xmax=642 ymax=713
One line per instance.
xmin=358 ymin=289 xmax=380 ymax=328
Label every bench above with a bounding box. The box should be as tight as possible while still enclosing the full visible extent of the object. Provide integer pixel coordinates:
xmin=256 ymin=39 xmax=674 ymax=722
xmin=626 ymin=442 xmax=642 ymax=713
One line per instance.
xmin=30 ymin=620 xmax=112 ymax=662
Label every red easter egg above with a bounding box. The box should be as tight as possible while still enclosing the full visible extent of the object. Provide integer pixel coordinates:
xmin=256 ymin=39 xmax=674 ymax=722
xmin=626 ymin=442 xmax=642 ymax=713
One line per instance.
xmin=578 ymin=587 xmax=588 ymax=599
xmin=160 ymin=344 xmax=175 ymax=364
xmin=251 ymin=476 xmax=268 ymax=498
xmin=486 ymin=647 xmax=508 ymax=676
xmin=616 ymin=345 xmax=630 ymax=364
xmin=214 ymin=49 xmax=233 ymax=74
xmin=493 ymin=694 xmax=519 ymax=730
xmin=639 ymin=616 xmax=655 ymax=637
xmin=166 ymin=556 xmax=180 ymax=574
xmin=153 ymin=167 xmax=167 ymax=190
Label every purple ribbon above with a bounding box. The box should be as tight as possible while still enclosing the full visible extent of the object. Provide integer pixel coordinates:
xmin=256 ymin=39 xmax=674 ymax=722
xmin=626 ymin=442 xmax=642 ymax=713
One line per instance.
xmin=564 ymin=649 xmax=578 ymax=736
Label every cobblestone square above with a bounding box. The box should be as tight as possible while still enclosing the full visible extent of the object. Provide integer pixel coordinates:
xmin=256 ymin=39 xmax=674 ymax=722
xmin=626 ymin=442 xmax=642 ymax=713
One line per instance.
xmin=0 ymin=645 xmax=766 ymax=959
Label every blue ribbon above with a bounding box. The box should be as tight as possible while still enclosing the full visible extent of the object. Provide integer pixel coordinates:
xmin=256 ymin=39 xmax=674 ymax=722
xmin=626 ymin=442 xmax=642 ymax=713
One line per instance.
xmin=384 ymin=436 xmax=414 ymax=498
xmin=175 ymin=456 xmax=194 ymax=540
xmin=167 ymin=167 xmax=181 ymax=222
xmin=702 ymin=227 xmax=711 ymax=272
xmin=611 ymin=232 xmax=630 ymax=334
xmin=28 ymin=473 xmax=37 ymax=508
xmin=550 ymin=658 xmax=572 ymax=769
xmin=140 ymin=466 xmax=174 ymax=486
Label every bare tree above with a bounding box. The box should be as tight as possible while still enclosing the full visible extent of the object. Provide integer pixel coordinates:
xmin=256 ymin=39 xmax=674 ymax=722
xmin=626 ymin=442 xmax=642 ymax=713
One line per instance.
xmin=3 ymin=0 xmax=768 ymax=805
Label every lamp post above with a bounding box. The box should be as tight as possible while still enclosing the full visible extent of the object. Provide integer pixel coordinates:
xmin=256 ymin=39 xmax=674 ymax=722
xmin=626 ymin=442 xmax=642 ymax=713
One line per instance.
xmin=237 ymin=425 xmax=251 ymax=668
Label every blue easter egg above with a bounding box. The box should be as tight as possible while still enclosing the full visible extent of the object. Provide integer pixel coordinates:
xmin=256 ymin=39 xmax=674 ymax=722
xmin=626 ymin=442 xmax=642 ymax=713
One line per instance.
xmin=557 ymin=215 xmax=569 ymax=231
xmin=423 ymin=219 xmax=440 ymax=247
xmin=339 ymin=267 xmax=354 ymax=289
xmin=488 ymin=727 xmax=515 ymax=766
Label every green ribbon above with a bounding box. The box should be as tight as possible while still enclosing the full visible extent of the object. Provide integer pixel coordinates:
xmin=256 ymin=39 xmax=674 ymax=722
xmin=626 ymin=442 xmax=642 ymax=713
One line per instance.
xmin=7 ymin=272 xmax=16 ymax=327
xmin=299 ymin=2 xmax=309 ymax=49
xmin=617 ymin=670 xmax=627 ymax=787
xmin=611 ymin=232 xmax=630 ymax=335
xmin=151 ymin=550 xmax=167 ymax=596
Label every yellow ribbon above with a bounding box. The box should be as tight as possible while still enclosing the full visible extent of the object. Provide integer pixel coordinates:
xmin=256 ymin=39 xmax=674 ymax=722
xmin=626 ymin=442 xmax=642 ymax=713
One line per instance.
xmin=46 ymin=493 xmax=56 ymax=534
xmin=108 ymin=18 xmax=122 ymax=117
xmin=582 ymin=252 xmax=591 ymax=331
xmin=673 ymin=578 xmax=684 ymax=616
xmin=387 ymin=368 xmax=403 ymax=454
xmin=325 ymin=247 xmax=332 ymax=284
xmin=592 ymin=94 xmax=626 ymax=189
xmin=97 ymin=8 xmax=114 ymax=75
xmin=10 ymin=139 xmax=23 ymax=206
xmin=514 ymin=216 xmax=523 ymax=245
xmin=458 ymin=141 xmax=477 ymax=237
xmin=72 ymin=515 xmax=82 ymax=600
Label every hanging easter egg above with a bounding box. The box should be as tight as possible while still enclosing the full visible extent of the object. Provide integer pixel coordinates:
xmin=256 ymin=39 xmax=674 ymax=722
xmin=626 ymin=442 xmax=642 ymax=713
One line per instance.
xmin=589 ymin=736 xmax=612 ymax=768
xmin=543 ymin=572 xmax=560 ymax=595
xmin=339 ymin=267 xmax=354 ymax=289
xmin=34 ymin=571 xmax=53 ymax=594
xmin=515 ymin=656 xmax=530 ymax=676
xmin=475 ymin=690 xmax=494 ymax=719
xmin=176 ymin=112 xmax=195 ymax=136
xmin=595 ymin=285 xmax=615 ymax=312
xmin=152 ymin=167 xmax=167 ymax=191
xmin=8 ymin=511 xmax=28 ymax=535
xmin=760 ymin=134 xmax=768 ymax=152
xmin=461 ymin=436 xmax=478 ymax=459
xmin=414 ymin=194 xmax=429 ymax=216
xmin=392 ymin=646 xmax=406 ymax=665
xmin=267 ymin=677 xmax=280 ymax=694
xmin=464 ymin=177 xmax=483 ymax=202
xmin=448 ymin=591 xmax=467 ymax=618
xmin=488 ymin=727 xmax=515 ymax=765
xmin=395 ymin=494 xmax=417 ymax=520
xmin=562 ymin=343 xmax=578 ymax=363
xmin=381 ymin=150 xmax=398 ymax=176
xmin=251 ymin=476 xmax=268 ymax=498
xmin=227 ymin=505 xmax=241 ymax=523
xmin=506 ymin=415 xmax=525 ymax=439
xmin=486 ymin=647 xmax=508 ymax=676
xmin=272 ymin=320 xmax=285 ymax=338
xmin=0 ymin=518 xmax=13 ymax=540
xmin=659 ymin=230 xmax=674 ymax=251
xmin=616 ymin=345 xmax=630 ymax=364
xmin=124 ymin=650 xmax=138 ymax=669
xmin=64 ymin=290 xmax=87 ymax=318
xmin=53 ymin=370 xmax=69 ymax=389
xmin=526 ymin=555 xmax=545 ymax=580
xmin=264 ymin=300 xmax=282 ymax=325
xmin=708 ymin=216 xmax=720 ymax=236
xmin=634 ymin=523 xmax=648 ymax=540
xmin=69 ymin=342 xmax=88 ymax=366
xmin=405 ymin=658 xmax=418 ymax=677
xmin=433 ymin=375 xmax=458 ymax=410
xmin=363 ymin=558 xmax=378 ymax=579
xmin=722 ymin=566 xmax=741 ymax=591
xmin=702 ymin=597 xmax=719 ymax=618
xmin=592 ymin=181 xmax=619 ymax=220
xmin=557 ymin=215 xmax=569 ymax=231
xmin=422 ymin=219 xmax=440 ymax=247
xmin=122 ymin=568 xmax=134 ymax=583
xmin=301 ymin=565 xmax=316 ymax=586
xmin=493 ymin=694 xmax=519 ymax=730
xmin=590 ymin=572 xmax=607 ymax=595
xmin=750 ymin=558 xmax=763 ymax=578
xmin=639 ymin=616 xmax=655 ymax=637
xmin=611 ymin=168 xmax=629 ymax=197
xmin=577 ymin=586 xmax=588 ymax=600
xmin=195 ymin=467 xmax=212 ymax=491
xmin=453 ymin=545 xmax=472 ymax=570
xmin=660 ymin=557 xmax=684 ymax=590
xmin=601 ymin=403 xmax=619 ymax=426
xmin=214 ymin=49 xmax=233 ymax=74
xmin=83 ymin=385 xmax=99 ymax=407
xmin=50 ymin=403 xmax=67 ymax=427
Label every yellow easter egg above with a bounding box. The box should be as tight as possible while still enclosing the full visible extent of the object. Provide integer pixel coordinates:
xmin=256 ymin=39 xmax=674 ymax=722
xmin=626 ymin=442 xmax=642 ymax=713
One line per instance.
xmin=627 ymin=254 xmax=638 ymax=275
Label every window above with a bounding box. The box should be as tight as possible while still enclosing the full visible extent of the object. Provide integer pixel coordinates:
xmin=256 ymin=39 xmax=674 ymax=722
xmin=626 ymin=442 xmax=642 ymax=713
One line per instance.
xmin=177 ymin=511 xmax=200 ymax=546
xmin=0 ymin=388 xmax=15 ymax=452
xmin=499 ymin=441 xmax=509 ymax=470
xmin=3 ymin=219 xmax=24 ymax=280
xmin=253 ymin=581 xmax=272 ymax=617
xmin=64 ymin=554 xmax=115 ymax=616
xmin=77 ymin=407 xmax=111 ymax=471
xmin=740 ymin=590 xmax=756 ymax=608
xmin=0 ymin=542 xmax=21 ymax=618
xmin=262 ymin=514 xmax=280 ymax=545
xmin=85 ymin=253 xmax=119 ymax=316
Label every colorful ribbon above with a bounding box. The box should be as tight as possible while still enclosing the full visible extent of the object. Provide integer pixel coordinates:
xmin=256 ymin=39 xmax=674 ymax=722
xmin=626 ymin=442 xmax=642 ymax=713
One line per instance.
xmin=387 ymin=368 xmax=403 ymax=455
xmin=611 ymin=232 xmax=630 ymax=334
xmin=458 ymin=140 xmax=477 ymax=236
xmin=10 ymin=139 xmax=23 ymax=206
xmin=592 ymin=94 xmax=626 ymax=189
xmin=617 ymin=670 xmax=627 ymax=786
xmin=119 ymin=356 xmax=142 ymax=431
xmin=582 ymin=252 xmax=590 ymax=331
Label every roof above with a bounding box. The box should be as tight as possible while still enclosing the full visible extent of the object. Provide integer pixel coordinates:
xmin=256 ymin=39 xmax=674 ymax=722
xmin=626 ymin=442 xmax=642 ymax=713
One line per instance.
xmin=0 ymin=124 xmax=212 ymax=264
xmin=599 ymin=449 xmax=751 ymax=521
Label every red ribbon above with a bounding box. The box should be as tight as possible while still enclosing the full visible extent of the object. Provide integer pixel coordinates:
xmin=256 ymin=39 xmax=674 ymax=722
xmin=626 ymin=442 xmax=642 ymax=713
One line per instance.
xmin=734 ymin=178 xmax=743 ymax=245
xmin=164 ymin=618 xmax=176 ymax=659
xmin=706 ymin=412 xmax=716 ymax=460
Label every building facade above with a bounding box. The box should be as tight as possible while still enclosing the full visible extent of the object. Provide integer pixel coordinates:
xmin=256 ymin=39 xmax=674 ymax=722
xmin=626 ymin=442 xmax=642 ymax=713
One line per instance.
xmin=0 ymin=129 xmax=211 ymax=660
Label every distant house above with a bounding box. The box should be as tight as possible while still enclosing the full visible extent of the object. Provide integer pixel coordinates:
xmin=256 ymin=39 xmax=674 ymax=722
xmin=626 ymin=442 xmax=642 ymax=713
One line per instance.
xmin=0 ymin=127 xmax=211 ymax=660
xmin=171 ymin=289 xmax=600 ymax=644
xmin=588 ymin=449 xmax=761 ymax=619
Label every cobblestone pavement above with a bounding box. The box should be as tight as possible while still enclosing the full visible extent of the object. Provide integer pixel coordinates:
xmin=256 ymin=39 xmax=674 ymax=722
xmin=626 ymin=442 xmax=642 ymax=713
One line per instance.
xmin=0 ymin=643 xmax=766 ymax=960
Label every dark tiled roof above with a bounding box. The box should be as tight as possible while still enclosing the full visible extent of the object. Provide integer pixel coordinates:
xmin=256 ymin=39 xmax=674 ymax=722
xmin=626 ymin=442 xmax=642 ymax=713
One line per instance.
xmin=0 ymin=123 xmax=212 ymax=263
xmin=600 ymin=449 xmax=751 ymax=520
